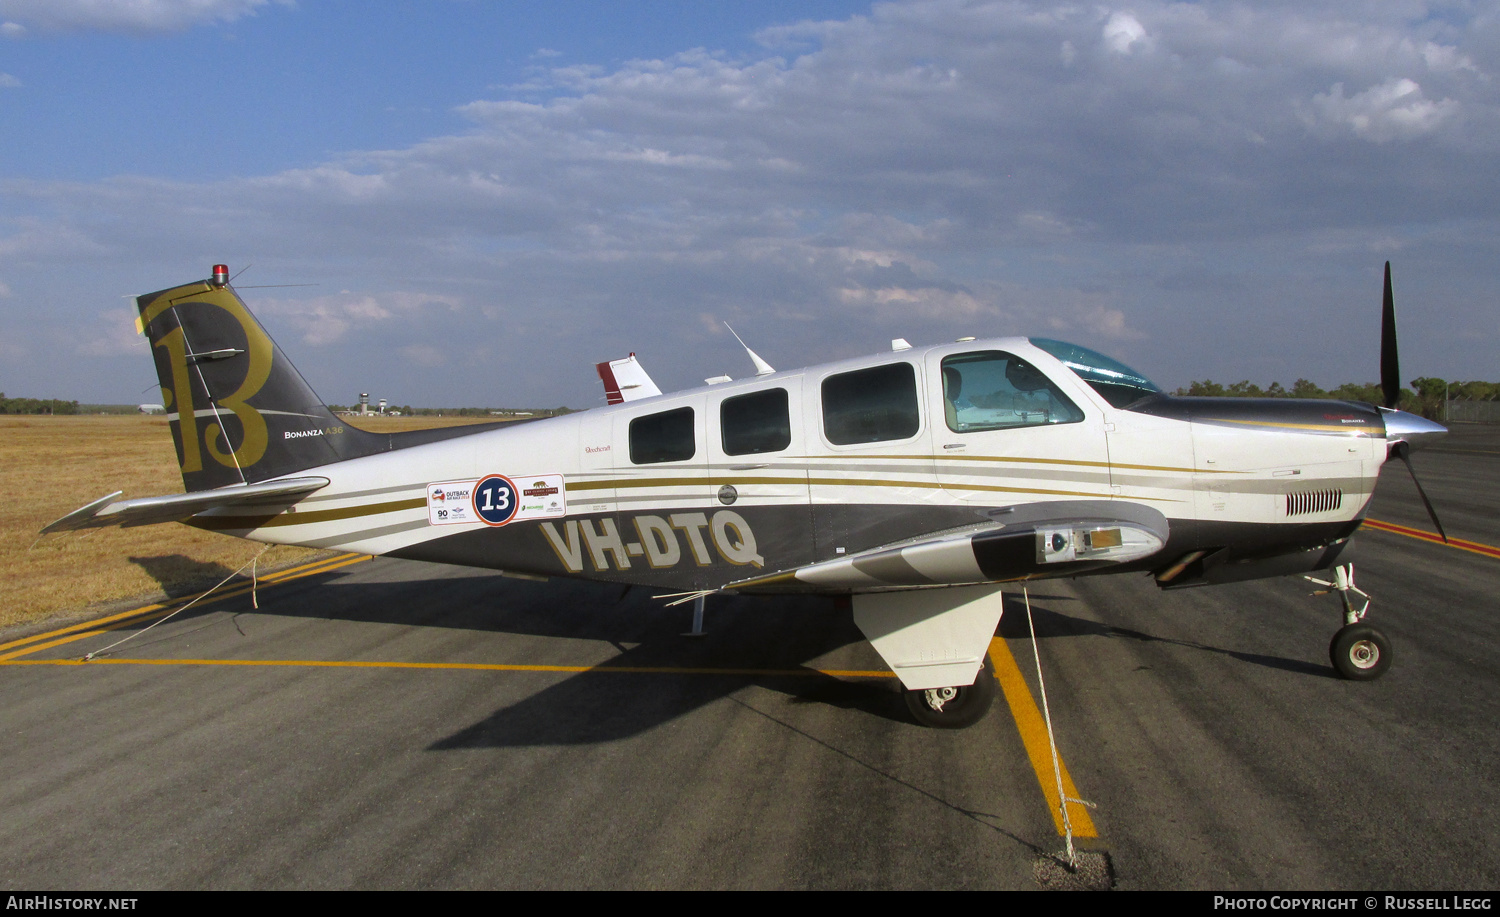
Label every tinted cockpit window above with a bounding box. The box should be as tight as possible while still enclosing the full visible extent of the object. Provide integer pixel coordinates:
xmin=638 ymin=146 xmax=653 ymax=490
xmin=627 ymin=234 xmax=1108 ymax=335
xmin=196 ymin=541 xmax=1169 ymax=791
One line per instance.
xmin=630 ymin=407 xmax=695 ymax=464
xmin=1029 ymin=338 xmax=1161 ymax=409
xmin=822 ymin=363 xmax=920 ymax=445
xmin=941 ymin=351 xmax=1084 ymax=432
xmin=721 ymin=388 xmax=791 ymax=456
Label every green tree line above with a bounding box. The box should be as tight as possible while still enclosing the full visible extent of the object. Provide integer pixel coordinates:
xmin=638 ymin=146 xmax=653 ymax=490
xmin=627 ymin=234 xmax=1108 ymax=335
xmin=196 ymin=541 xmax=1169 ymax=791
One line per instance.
xmin=0 ymin=393 xmax=80 ymax=415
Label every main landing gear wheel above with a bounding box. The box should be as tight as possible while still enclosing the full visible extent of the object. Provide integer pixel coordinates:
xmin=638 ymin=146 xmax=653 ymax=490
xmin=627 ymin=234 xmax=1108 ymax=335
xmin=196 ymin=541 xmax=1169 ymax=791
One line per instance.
xmin=903 ymin=654 xmax=997 ymax=729
xmin=1329 ymin=623 xmax=1392 ymax=681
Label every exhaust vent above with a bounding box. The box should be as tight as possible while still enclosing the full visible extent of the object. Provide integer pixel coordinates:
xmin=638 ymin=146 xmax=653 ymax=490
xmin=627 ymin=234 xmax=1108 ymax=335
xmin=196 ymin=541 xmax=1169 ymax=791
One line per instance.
xmin=1286 ymin=489 xmax=1342 ymax=516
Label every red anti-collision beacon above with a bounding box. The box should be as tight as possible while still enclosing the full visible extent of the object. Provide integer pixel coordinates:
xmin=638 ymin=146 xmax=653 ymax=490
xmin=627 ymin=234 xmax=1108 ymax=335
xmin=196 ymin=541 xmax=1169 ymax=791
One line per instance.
xmin=211 ymin=264 xmax=229 ymax=287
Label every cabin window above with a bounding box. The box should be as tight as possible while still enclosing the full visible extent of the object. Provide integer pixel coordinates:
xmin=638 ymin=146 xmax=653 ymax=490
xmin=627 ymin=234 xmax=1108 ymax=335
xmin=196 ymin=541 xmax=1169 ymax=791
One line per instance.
xmin=941 ymin=351 xmax=1084 ymax=432
xmin=822 ymin=363 xmax=921 ymax=445
xmin=630 ymin=407 xmax=695 ymax=464
xmin=721 ymin=388 xmax=791 ymax=456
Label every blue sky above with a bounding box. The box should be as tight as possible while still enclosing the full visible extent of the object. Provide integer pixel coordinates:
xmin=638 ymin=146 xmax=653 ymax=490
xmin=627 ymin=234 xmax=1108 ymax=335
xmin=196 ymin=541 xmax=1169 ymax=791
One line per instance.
xmin=1 ymin=1 xmax=1496 ymax=408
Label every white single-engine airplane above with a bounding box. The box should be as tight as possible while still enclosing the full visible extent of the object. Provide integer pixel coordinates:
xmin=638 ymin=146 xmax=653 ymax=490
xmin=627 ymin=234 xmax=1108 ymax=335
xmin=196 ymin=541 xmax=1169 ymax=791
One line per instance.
xmin=45 ymin=263 xmax=1447 ymax=727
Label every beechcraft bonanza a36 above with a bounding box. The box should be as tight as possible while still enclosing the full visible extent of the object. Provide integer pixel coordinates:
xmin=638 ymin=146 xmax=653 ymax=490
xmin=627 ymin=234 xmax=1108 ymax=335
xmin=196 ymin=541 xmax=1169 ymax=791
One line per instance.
xmin=45 ymin=264 xmax=1448 ymax=727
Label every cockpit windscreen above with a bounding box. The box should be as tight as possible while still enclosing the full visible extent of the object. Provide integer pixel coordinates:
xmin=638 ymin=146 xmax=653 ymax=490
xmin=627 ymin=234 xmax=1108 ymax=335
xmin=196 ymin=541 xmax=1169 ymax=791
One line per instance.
xmin=1029 ymin=338 xmax=1161 ymax=409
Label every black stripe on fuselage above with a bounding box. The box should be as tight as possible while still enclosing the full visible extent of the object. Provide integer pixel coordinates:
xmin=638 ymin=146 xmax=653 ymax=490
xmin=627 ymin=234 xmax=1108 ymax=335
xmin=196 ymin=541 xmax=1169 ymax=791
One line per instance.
xmin=386 ymin=501 xmax=1361 ymax=594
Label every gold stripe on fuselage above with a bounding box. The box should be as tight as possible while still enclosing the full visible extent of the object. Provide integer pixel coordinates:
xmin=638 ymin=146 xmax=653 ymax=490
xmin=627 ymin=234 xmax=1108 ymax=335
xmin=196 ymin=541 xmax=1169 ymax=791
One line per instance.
xmin=885 ymin=453 xmax=1241 ymax=474
xmin=1202 ymin=418 xmax=1380 ymax=434
xmin=567 ymin=475 xmax=1143 ymax=502
xmin=198 ymin=452 xmax=1212 ymax=533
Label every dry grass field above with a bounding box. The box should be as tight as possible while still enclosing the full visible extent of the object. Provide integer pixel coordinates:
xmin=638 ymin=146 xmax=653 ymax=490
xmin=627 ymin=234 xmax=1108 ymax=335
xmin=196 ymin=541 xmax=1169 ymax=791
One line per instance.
xmin=0 ymin=413 xmax=499 ymax=631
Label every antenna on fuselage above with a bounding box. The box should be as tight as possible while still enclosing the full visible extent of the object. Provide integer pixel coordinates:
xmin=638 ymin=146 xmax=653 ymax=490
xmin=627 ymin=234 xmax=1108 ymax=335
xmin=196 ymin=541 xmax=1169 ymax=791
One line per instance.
xmin=723 ymin=322 xmax=775 ymax=376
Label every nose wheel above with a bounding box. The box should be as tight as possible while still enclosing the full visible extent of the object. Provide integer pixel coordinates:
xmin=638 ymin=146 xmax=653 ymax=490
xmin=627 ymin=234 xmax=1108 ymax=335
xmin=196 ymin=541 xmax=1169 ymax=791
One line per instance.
xmin=1330 ymin=622 xmax=1392 ymax=680
xmin=1307 ymin=563 xmax=1392 ymax=681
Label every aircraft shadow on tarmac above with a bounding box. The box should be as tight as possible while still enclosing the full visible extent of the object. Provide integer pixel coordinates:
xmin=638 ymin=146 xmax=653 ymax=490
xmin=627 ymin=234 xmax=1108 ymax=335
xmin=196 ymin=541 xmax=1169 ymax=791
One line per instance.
xmin=129 ymin=554 xmax=240 ymax=598
xmin=139 ymin=561 xmax=1329 ymax=748
xmin=1001 ymin=593 xmax=1332 ymax=679
xmin=188 ymin=562 xmax=917 ymax=745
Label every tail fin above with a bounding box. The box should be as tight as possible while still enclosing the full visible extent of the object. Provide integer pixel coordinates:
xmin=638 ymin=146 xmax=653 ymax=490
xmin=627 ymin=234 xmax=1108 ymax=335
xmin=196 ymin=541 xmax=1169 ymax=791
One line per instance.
xmin=595 ymin=353 xmax=662 ymax=404
xmin=137 ymin=267 xmax=389 ymax=491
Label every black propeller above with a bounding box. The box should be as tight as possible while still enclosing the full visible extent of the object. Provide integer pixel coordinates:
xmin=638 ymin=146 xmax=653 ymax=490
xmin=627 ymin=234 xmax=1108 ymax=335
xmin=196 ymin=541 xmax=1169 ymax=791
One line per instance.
xmin=1380 ymin=261 xmax=1401 ymax=410
xmin=1392 ymin=441 xmax=1447 ymax=543
xmin=1379 ymin=261 xmax=1448 ymax=542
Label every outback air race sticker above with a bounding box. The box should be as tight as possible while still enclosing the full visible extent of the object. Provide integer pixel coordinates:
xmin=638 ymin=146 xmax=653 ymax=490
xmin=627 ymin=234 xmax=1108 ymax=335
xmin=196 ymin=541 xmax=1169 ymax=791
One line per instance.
xmin=427 ymin=474 xmax=566 ymax=526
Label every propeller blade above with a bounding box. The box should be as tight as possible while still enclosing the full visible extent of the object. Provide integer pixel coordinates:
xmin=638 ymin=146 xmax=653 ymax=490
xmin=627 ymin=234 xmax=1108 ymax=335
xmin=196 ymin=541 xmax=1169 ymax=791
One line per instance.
xmin=1380 ymin=261 xmax=1401 ymax=409
xmin=1394 ymin=442 xmax=1448 ymax=543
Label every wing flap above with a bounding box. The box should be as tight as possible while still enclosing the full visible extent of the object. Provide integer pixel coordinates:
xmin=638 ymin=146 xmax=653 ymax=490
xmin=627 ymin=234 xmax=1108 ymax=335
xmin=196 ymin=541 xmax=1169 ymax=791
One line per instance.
xmin=42 ymin=476 xmax=331 ymax=533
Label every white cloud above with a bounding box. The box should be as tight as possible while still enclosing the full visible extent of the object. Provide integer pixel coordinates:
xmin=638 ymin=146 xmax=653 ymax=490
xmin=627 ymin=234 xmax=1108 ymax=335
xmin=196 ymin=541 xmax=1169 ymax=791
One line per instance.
xmin=0 ymin=72 xmax=19 ymax=87
xmin=254 ymin=291 xmax=458 ymax=347
xmin=1103 ymin=11 xmax=1150 ymax=56
xmin=399 ymin=344 xmax=445 ymax=367
xmin=2 ymin=0 xmax=1498 ymax=402
xmin=1 ymin=21 xmax=24 ymax=38
xmin=1052 ymin=304 xmax=1144 ymax=341
xmin=1016 ymin=211 xmax=1076 ymax=238
xmin=1305 ymin=78 xmax=1460 ymax=142
xmin=0 ymin=0 xmax=286 ymax=34
xmin=77 ymin=308 xmax=147 ymax=357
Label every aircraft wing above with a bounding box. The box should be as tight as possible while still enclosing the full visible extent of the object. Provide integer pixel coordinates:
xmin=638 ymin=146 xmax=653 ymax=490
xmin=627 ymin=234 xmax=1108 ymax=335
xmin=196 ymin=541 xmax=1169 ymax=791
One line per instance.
xmin=724 ymin=500 xmax=1170 ymax=592
xmin=41 ymin=477 xmax=330 ymax=534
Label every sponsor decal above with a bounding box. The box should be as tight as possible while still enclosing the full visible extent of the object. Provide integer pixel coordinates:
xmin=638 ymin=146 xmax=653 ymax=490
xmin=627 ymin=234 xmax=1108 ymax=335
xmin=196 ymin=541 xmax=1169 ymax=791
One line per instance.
xmin=427 ymin=481 xmax=476 ymax=525
xmin=473 ymin=475 xmax=519 ymax=526
xmin=426 ymin=473 xmax=567 ymax=526
xmin=584 ymin=445 xmax=611 ymax=454
xmin=514 ymin=473 xmax=567 ymax=519
xmin=540 ymin=510 xmax=763 ymax=574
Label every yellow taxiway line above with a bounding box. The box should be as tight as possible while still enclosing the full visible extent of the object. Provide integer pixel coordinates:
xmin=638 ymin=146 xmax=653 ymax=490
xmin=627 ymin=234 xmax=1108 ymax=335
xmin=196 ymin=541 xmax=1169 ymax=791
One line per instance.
xmin=2 ymin=557 xmax=1093 ymax=840
xmin=1363 ymin=519 xmax=1500 ymax=561
xmin=0 ymin=552 xmax=370 ymax=661
xmin=987 ymin=636 xmax=1099 ymax=839
xmin=6 ymin=645 xmax=1092 ymax=838
xmin=2 ymin=657 xmax=895 ymax=679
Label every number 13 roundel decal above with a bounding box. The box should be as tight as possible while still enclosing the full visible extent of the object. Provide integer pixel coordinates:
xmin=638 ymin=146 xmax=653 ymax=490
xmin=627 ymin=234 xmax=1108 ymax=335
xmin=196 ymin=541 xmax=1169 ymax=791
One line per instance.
xmin=472 ymin=474 xmax=519 ymax=526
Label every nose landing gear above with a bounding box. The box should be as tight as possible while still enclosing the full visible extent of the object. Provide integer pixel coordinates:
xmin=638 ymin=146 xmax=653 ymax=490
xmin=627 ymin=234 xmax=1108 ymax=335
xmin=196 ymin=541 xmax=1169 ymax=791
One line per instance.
xmin=1307 ymin=563 xmax=1392 ymax=680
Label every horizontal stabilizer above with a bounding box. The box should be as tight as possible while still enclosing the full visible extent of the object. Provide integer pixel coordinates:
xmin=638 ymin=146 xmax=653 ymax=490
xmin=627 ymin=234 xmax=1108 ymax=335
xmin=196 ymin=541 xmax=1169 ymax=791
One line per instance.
xmin=596 ymin=353 xmax=662 ymax=405
xmin=42 ymin=476 xmax=329 ymax=533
